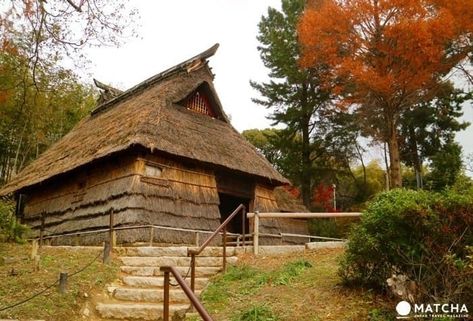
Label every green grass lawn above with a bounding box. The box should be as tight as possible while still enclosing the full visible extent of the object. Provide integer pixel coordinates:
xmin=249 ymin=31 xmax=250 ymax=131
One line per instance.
xmin=197 ymin=248 xmax=396 ymax=321
xmin=0 ymin=242 xmax=118 ymax=321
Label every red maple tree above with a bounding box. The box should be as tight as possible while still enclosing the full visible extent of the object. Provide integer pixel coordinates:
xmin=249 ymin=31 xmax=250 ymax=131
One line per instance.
xmin=312 ymin=183 xmax=335 ymax=212
xmin=299 ymin=0 xmax=473 ymax=187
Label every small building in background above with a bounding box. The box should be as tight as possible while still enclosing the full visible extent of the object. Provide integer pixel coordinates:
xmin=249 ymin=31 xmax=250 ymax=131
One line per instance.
xmin=0 ymin=44 xmax=308 ymax=245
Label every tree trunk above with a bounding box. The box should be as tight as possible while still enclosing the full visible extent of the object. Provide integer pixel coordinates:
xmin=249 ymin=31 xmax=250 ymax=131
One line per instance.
xmin=383 ymin=142 xmax=390 ymax=191
xmin=301 ymin=83 xmax=312 ymax=208
xmin=387 ymin=122 xmax=402 ymax=188
xmin=301 ymin=116 xmax=311 ymax=207
xmin=408 ymin=124 xmax=423 ymax=189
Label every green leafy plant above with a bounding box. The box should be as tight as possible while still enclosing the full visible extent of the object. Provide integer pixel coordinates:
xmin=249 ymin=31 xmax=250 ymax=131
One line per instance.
xmin=0 ymin=199 xmax=29 ymax=243
xmin=340 ymin=188 xmax=473 ymax=304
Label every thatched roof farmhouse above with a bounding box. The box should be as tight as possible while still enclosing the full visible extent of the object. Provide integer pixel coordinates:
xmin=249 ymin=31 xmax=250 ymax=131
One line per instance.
xmin=0 ymin=44 xmax=308 ymax=245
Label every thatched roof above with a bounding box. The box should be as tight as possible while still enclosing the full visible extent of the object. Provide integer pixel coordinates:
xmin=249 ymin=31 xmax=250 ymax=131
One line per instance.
xmin=274 ymin=186 xmax=309 ymax=212
xmin=0 ymin=44 xmax=288 ymax=196
xmin=93 ymin=79 xmax=123 ymax=105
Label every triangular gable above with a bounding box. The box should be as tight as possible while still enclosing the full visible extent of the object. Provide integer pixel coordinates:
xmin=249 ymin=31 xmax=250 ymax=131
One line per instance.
xmin=177 ymin=82 xmax=228 ymax=122
xmin=184 ymin=90 xmax=215 ymax=117
xmin=90 ymin=44 xmax=220 ymax=116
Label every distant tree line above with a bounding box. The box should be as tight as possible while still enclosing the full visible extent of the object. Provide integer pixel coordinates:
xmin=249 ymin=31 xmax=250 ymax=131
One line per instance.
xmin=0 ymin=0 xmax=137 ymax=185
xmin=0 ymin=52 xmax=96 ymax=184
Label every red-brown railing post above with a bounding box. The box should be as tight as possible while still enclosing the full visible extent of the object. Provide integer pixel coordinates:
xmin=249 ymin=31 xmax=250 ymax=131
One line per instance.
xmin=187 ymin=204 xmax=244 ymax=293
xmin=241 ymin=206 xmax=246 ymax=247
xmin=190 ymin=254 xmax=196 ymax=293
xmin=163 ymin=270 xmax=170 ymax=321
xmin=160 ymin=266 xmax=214 ymax=321
xmin=222 ymin=226 xmax=227 ymax=272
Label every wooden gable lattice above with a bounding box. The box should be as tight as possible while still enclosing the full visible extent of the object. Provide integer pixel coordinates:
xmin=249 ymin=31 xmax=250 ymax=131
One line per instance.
xmin=185 ymin=91 xmax=216 ymax=117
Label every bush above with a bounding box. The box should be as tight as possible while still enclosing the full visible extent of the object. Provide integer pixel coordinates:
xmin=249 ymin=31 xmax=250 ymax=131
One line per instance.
xmin=339 ymin=188 xmax=473 ymax=304
xmin=308 ymin=217 xmax=359 ymax=239
xmin=0 ymin=199 xmax=29 ymax=242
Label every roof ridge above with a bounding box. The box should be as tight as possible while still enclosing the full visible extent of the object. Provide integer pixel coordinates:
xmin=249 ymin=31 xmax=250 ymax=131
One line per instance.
xmin=91 ymin=43 xmax=219 ymax=116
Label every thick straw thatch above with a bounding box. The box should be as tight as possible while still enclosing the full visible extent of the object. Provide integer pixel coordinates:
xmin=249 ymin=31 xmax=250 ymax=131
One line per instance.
xmin=0 ymin=44 xmax=287 ymax=196
xmin=254 ymin=184 xmax=309 ymax=245
xmin=22 ymin=154 xmax=223 ymax=245
xmin=274 ymin=186 xmax=308 ymax=213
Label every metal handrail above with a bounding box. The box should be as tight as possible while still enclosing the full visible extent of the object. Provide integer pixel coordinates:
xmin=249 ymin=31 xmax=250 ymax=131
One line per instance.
xmin=160 ymin=266 xmax=213 ymax=321
xmin=187 ymin=203 xmax=246 ymax=292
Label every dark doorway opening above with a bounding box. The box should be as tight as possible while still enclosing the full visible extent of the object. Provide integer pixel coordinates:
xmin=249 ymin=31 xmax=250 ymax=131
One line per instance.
xmin=218 ymin=193 xmax=249 ymax=234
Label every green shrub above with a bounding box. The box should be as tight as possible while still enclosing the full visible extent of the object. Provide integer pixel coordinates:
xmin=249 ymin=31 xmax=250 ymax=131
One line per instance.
xmin=308 ymin=217 xmax=359 ymax=239
xmin=0 ymin=199 xmax=29 ymax=242
xmin=339 ymin=188 xmax=473 ymax=304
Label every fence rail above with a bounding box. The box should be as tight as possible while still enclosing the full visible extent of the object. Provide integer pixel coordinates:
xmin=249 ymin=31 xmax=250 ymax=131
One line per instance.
xmin=248 ymin=211 xmax=361 ymax=254
xmin=246 ymin=212 xmax=362 ymax=218
xmin=31 ymin=210 xmax=361 ymax=255
xmin=31 ymin=223 xmax=242 ymax=247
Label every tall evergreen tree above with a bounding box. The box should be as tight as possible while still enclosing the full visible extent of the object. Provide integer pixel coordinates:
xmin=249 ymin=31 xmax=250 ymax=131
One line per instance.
xmin=398 ymin=83 xmax=471 ymax=189
xmin=251 ymin=0 xmax=334 ymax=206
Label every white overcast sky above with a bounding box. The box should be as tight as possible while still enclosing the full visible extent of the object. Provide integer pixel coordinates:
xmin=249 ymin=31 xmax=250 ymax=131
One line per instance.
xmin=86 ymin=0 xmax=281 ymax=132
xmin=84 ymin=0 xmax=473 ymax=163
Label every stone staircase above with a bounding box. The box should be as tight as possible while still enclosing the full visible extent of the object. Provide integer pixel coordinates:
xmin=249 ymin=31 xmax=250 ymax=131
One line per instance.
xmin=95 ymin=246 xmax=238 ymax=320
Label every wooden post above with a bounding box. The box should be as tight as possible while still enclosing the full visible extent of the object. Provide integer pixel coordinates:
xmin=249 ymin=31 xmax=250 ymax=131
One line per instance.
xmin=254 ymin=211 xmax=259 ymax=255
xmin=109 ymin=210 xmax=115 ymax=249
xmin=163 ymin=270 xmax=170 ymax=321
xmin=241 ymin=206 xmax=246 ymax=247
xmin=33 ymin=255 xmax=40 ymax=272
xmin=103 ymin=240 xmax=111 ymax=264
xmin=59 ymin=272 xmax=68 ymax=293
xmin=31 ymin=240 xmax=39 ymax=260
xmin=194 ymin=232 xmax=200 ymax=247
xmin=149 ymin=227 xmax=154 ymax=246
xmin=222 ymin=227 xmax=227 ymax=272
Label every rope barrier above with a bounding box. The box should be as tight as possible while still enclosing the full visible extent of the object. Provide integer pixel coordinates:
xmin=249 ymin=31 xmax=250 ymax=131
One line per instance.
xmin=169 ymin=262 xmax=192 ymax=287
xmin=0 ymin=250 xmax=102 ymax=312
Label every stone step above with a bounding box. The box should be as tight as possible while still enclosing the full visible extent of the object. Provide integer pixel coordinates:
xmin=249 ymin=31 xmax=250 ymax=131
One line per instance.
xmin=120 ymin=266 xmax=221 ymax=277
xmin=120 ymin=256 xmax=189 ymax=267
xmin=117 ymin=247 xmax=188 ymax=257
xmin=110 ymin=287 xmax=202 ymax=303
xmin=119 ymin=256 xmax=237 ymax=267
xmin=186 ymin=246 xmax=236 ymax=257
xmin=118 ymin=246 xmax=237 ymax=257
xmin=227 ymin=241 xmax=253 ymax=246
xmin=96 ymin=302 xmax=189 ymax=320
xmin=122 ymin=276 xmax=208 ymax=289
xmin=184 ymin=312 xmax=201 ymax=320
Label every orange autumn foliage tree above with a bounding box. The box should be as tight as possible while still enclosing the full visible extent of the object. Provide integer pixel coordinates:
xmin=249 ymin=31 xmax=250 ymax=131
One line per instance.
xmin=298 ymin=0 xmax=473 ymax=187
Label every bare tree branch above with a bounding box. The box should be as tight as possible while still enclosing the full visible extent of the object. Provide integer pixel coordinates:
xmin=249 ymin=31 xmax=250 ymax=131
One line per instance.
xmin=64 ymin=0 xmax=83 ymax=12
